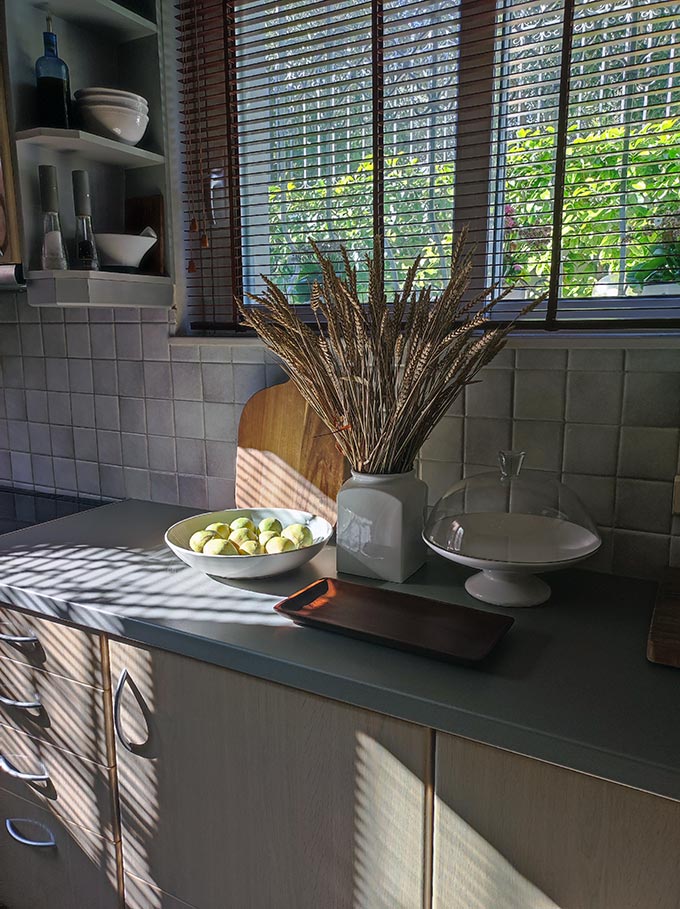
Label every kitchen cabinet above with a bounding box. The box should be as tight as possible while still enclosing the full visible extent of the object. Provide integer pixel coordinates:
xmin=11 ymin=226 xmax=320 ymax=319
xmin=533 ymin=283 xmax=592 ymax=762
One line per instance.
xmin=109 ymin=640 xmax=430 ymax=909
xmin=0 ymin=722 xmax=117 ymax=838
xmin=0 ymin=652 xmax=110 ymax=763
xmin=0 ymin=604 xmax=121 ymax=908
xmin=0 ymin=787 xmax=120 ymax=909
xmin=433 ymin=732 xmax=680 ymax=909
xmin=124 ymin=874 xmax=200 ymax=909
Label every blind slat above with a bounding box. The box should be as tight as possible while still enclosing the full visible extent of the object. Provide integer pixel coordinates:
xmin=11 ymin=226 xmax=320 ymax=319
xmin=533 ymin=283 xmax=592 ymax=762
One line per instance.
xmin=179 ymin=0 xmax=680 ymax=330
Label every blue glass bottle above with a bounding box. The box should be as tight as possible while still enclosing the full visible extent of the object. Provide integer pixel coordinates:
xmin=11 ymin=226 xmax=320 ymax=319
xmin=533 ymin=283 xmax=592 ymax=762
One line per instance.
xmin=35 ymin=16 xmax=71 ymax=129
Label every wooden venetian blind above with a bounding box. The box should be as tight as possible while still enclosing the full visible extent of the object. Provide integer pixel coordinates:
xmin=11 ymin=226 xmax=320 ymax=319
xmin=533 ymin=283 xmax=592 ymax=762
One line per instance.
xmin=178 ymin=0 xmax=242 ymax=330
xmin=486 ymin=0 xmax=680 ymax=326
xmin=178 ymin=0 xmax=680 ymax=332
xmin=178 ymin=0 xmax=463 ymax=329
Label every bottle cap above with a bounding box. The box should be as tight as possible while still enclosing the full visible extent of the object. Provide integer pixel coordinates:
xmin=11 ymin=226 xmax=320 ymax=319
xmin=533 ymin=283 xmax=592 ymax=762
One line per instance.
xmin=38 ymin=165 xmax=59 ymax=213
xmin=72 ymin=170 xmax=92 ymax=217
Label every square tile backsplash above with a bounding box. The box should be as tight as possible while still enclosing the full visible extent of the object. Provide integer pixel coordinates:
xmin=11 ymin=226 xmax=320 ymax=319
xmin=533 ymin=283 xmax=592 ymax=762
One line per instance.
xmin=0 ymin=293 xmax=679 ymax=578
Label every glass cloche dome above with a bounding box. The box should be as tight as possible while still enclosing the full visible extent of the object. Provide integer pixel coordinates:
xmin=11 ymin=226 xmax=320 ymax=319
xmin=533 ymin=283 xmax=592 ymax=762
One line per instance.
xmin=423 ymin=450 xmax=601 ymax=607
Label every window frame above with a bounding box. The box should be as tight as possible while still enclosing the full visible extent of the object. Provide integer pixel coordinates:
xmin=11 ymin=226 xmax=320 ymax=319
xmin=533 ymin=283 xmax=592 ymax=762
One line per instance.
xmin=174 ymin=0 xmax=680 ymax=335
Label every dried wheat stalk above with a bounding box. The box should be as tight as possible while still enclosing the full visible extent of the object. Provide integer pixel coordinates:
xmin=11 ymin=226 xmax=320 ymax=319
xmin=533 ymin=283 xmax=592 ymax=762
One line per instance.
xmin=238 ymin=230 xmax=538 ymax=474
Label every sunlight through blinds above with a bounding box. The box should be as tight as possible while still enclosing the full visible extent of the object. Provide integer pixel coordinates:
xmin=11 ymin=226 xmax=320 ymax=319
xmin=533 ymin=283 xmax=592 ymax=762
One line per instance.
xmin=236 ymin=0 xmax=373 ymax=305
xmin=489 ymin=0 xmax=680 ymax=324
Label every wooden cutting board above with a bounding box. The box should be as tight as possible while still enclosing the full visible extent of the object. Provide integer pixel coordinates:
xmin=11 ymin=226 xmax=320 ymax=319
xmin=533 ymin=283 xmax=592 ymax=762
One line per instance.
xmin=236 ymin=379 xmax=348 ymax=525
xmin=647 ymin=568 xmax=680 ymax=668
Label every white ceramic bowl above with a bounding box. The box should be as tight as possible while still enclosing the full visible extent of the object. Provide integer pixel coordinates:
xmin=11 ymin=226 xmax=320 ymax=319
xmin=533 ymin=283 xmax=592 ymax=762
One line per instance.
xmin=79 ymin=95 xmax=148 ymax=114
xmin=95 ymin=233 xmax=157 ymax=268
xmin=80 ymin=104 xmax=148 ymax=145
xmin=76 ymin=87 xmax=148 ymax=105
xmin=165 ymin=508 xmax=333 ymax=580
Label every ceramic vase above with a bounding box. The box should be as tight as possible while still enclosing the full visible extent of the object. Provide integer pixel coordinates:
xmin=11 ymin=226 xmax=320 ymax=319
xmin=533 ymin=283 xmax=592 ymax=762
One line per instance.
xmin=336 ymin=470 xmax=428 ymax=583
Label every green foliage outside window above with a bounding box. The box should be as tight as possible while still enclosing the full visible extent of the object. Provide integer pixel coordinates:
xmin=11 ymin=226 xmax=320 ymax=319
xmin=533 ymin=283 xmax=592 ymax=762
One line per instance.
xmin=268 ymin=116 xmax=680 ymax=302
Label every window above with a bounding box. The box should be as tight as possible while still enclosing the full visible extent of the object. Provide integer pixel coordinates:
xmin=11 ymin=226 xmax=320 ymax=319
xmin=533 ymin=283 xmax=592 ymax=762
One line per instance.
xmin=178 ymin=0 xmax=680 ymax=331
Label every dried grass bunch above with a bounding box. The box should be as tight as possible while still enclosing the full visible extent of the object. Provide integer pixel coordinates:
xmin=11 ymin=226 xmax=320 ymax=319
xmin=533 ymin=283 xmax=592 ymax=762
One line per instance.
xmin=238 ymin=232 xmax=533 ymax=475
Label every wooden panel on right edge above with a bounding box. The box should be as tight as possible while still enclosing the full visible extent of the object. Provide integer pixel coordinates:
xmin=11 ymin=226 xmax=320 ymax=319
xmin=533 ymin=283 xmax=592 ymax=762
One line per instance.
xmin=433 ymin=732 xmax=680 ymax=909
xmin=647 ymin=568 xmax=680 ymax=668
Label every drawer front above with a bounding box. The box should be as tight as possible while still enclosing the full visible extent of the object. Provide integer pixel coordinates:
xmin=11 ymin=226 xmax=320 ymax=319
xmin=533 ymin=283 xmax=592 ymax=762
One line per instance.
xmin=0 ymin=657 xmax=109 ymax=764
xmin=0 ymin=605 xmax=106 ymax=688
xmin=125 ymin=875 xmax=199 ymax=909
xmin=0 ymin=724 xmax=116 ymax=839
xmin=0 ymin=788 xmax=120 ymax=909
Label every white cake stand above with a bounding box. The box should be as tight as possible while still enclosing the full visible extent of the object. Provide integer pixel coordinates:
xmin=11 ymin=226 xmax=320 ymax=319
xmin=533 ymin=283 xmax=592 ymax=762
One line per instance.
xmin=425 ymin=540 xmax=601 ymax=607
xmin=423 ymin=514 xmax=601 ymax=607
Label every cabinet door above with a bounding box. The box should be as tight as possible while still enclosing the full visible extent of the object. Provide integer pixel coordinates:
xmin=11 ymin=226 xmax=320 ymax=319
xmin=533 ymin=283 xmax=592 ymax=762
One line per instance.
xmin=110 ymin=640 xmax=429 ymax=909
xmin=124 ymin=874 xmax=199 ymax=909
xmin=0 ymin=787 xmax=120 ymax=909
xmin=433 ymin=732 xmax=680 ymax=909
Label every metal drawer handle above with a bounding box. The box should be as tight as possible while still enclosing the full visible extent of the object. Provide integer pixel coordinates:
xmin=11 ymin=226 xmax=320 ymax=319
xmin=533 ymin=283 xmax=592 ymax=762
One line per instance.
xmin=5 ymin=818 xmax=56 ymax=847
xmin=0 ymin=693 xmax=41 ymax=711
xmin=114 ymin=668 xmax=137 ymax=753
xmin=114 ymin=668 xmax=151 ymax=755
xmin=0 ymin=753 xmax=49 ymax=783
xmin=0 ymin=631 xmax=39 ymax=646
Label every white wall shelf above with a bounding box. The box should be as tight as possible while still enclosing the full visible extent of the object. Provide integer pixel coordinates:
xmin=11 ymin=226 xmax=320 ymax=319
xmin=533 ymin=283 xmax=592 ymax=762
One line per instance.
xmin=28 ymin=0 xmax=157 ymax=42
xmin=26 ymin=270 xmax=173 ymax=308
xmin=16 ymin=129 xmax=165 ymax=169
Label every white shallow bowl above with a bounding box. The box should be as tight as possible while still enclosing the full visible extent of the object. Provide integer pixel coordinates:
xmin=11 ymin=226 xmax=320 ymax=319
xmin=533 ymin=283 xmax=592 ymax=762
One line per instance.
xmin=79 ymin=95 xmax=148 ymax=114
xmin=165 ymin=508 xmax=334 ymax=580
xmin=76 ymin=87 xmax=148 ymax=105
xmin=95 ymin=233 xmax=157 ymax=268
xmin=80 ymin=104 xmax=148 ymax=145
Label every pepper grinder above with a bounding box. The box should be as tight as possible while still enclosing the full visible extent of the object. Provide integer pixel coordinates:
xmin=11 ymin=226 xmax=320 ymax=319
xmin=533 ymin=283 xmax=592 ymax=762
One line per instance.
xmin=72 ymin=170 xmax=99 ymax=271
xmin=39 ymin=164 xmax=68 ymax=270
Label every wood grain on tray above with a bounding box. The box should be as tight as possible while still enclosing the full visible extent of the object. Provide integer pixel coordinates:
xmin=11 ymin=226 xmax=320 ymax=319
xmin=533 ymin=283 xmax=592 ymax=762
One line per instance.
xmin=275 ymin=577 xmax=514 ymax=663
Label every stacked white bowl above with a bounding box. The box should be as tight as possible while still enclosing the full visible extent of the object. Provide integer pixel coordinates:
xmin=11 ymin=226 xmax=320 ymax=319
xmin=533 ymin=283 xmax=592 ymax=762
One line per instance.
xmin=75 ymin=88 xmax=149 ymax=146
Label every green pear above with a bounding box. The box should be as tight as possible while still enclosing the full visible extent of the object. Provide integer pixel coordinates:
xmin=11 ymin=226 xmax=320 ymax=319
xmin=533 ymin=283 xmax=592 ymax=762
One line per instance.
xmin=282 ymin=523 xmax=314 ymax=548
xmin=258 ymin=517 xmax=283 ymax=535
xmin=230 ymin=516 xmax=256 ymax=534
xmin=203 ymin=538 xmax=238 ymax=556
xmin=189 ymin=530 xmax=216 ymax=553
xmin=205 ymin=522 xmax=231 ymax=539
xmin=228 ymin=527 xmax=256 ymax=548
xmin=265 ymin=536 xmax=295 ymax=554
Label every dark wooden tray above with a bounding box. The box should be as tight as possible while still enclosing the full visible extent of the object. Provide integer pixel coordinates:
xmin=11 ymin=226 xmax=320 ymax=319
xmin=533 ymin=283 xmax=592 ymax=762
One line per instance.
xmin=275 ymin=578 xmax=514 ymax=664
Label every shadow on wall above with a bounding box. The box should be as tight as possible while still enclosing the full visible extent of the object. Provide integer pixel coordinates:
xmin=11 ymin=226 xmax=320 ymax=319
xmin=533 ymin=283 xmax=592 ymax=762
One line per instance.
xmin=236 ymin=446 xmax=338 ymax=525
